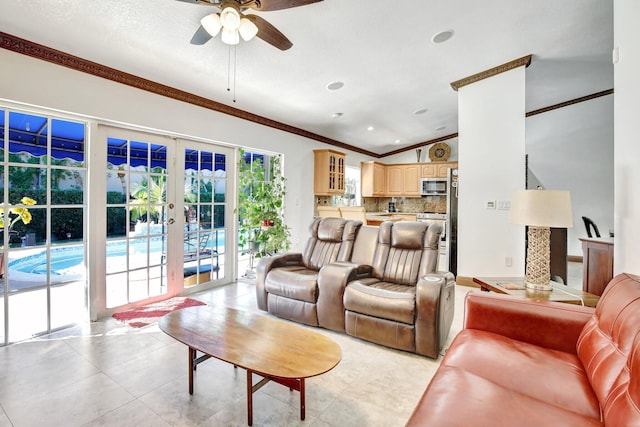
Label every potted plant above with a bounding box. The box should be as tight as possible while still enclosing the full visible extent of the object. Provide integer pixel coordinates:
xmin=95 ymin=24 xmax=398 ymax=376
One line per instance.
xmin=0 ymin=196 xmax=37 ymax=277
xmin=237 ymin=149 xmax=291 ymax=258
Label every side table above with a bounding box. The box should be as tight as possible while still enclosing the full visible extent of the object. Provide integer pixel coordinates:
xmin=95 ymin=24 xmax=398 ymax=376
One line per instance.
xmin=473 ymin=277 xmax=599 ymax=308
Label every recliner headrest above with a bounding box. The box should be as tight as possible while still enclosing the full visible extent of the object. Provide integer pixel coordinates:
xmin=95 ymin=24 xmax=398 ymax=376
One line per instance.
xmin=317 ymin=217 xmax=347 ymax=241
xmin=391 ymin=222 xmax=428 ymax=249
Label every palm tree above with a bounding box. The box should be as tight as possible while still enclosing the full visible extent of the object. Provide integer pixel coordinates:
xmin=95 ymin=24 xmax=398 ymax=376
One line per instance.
xmin=129 ymin=173 xmax=166 ymax=224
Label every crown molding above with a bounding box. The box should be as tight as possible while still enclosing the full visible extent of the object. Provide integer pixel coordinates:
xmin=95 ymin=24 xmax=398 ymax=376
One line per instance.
xmin=0 ymin=32 xmax=380 ymax=158
xmin=450 ymin=54 xmax=532 ymax=91
xmin=526 ymin=89 xmax=614 ymax=117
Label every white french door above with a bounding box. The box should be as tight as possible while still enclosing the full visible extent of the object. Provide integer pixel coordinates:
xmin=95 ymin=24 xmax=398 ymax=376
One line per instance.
xmin=101 ymin=128 xmax=175 ymax=308
xmin=93 ymin=127 xmax=236 ymax=316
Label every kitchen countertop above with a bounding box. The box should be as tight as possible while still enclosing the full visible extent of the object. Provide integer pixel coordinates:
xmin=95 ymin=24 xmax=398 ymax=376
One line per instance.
xmin=365 ymin=212 xmax=419 ymax=223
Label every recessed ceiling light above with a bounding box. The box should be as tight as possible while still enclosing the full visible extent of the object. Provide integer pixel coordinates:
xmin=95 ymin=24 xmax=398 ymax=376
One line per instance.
xmin=431 ymin=29 xmax=454 ymax=44
xmin=367 ymin=126 xmax=375 ymax=131
xmin=394 ymin=139 xmax=401 ymax=144
xmin=326 ymin=81 xmax=344 ymax=91
xmin=436 ymin=125 xmax=446 ymax=131
xmin=332 ymin=112 xmax=343 ymax=118
xmin=414 ymin=108 xmax=428 ymax=115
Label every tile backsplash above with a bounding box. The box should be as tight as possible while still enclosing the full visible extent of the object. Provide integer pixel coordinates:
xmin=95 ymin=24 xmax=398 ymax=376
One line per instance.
xmin=362 ymin=197 xmax=447 ymax=213
xmin=314 ymin=195 xmax=447 ymax=215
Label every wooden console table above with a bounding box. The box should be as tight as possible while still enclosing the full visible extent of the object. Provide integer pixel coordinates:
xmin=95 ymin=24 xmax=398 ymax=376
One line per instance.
xmin=579 ymin=237 xmax=614 ymax=297
xmin=473 ymin=277 xmax=599 ymax=307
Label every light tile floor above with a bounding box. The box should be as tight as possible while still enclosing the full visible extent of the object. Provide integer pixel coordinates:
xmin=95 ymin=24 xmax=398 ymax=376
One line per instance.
xmin=0 ymin=263 xmax=583 ymax=427
xmin=0 ymin=281 xmax=469 ymax=427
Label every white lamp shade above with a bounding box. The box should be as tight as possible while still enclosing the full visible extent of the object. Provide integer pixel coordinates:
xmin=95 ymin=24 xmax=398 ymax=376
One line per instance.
xmin=238 ymin=18 xmax=258 ymax=41
xmin=510 ymin=189 xmax=573 ymax=228
xmin=201 ymin=13 xmax=222 ymax=37
xmin=221 ymin=28 xmax=240 ymax=45
xmin=220 ymin=6 xmax=241 ymax=30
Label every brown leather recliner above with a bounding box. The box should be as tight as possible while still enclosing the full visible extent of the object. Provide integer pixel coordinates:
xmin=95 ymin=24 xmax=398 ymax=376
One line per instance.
xmin=256 ymin=217 xmax=362 ymax=326
xmin=342 ymin=221 xmax=455 ymax=358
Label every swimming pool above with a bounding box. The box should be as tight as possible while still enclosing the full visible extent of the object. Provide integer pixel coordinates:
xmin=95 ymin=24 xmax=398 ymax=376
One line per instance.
xmin=6 ymin=230 xmax=226 ymax=281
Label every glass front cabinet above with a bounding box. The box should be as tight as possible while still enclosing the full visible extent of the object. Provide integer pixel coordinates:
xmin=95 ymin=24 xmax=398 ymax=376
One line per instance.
xmin=313 ymin=149 xmax=345 ymax=195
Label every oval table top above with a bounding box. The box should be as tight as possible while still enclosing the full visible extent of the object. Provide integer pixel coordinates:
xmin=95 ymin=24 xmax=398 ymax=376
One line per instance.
xmin=159 ymin=305 xmax=342 ymax=379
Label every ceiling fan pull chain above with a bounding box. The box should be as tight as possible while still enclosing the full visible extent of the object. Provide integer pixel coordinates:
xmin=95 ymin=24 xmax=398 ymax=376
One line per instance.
xmin=227 ymin=43 xmax=232 ymax=93
xmin=233 ymin=44 xmax=237 ymax=103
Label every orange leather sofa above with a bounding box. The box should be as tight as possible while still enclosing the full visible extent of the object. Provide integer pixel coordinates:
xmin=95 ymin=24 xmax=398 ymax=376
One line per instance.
xmin=406 ymin=273 xmax=640 ymax=426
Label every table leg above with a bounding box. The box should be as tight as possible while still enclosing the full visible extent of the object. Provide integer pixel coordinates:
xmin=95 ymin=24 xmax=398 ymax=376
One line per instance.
xmin=246 ymin=370 xmax=253 ymax=426
xmin=300 ymin=378 xmax=305 ymax=420
xmin=188 ymin=347 xmax=195 ymax=395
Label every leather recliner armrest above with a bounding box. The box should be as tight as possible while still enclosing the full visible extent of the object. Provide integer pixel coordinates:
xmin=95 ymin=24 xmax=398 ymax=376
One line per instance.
xmin=317 ymin=262 xmax=371 ymax=332
xmin=415 ymin=272 xmax=456 ymax=358
xmin=255 ymin=252 xmax=304 ymax=310
xmin=463 ymin=292 xmax=595 ymax=355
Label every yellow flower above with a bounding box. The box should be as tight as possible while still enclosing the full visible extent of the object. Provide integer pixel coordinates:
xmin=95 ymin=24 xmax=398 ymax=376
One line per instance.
xmin=1 ymin=198 xmax=36 ymax=230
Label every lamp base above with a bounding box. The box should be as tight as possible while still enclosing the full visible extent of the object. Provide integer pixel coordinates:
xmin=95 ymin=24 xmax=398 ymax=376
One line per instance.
xmin=525 ymin=281 xmax=553 ymax=292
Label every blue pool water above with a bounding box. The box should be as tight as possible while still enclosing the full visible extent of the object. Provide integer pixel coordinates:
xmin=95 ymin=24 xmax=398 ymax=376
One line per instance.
xmin=7 ymin=231 xmax=226 ymax=276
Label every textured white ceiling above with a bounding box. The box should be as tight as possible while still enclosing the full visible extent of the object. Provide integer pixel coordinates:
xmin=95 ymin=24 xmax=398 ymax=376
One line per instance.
xmin=0 ymin=0 xmax=613 ymax=154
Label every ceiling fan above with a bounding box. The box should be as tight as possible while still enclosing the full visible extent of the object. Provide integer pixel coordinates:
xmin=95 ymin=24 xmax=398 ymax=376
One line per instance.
xmin=177 ymin=0 xmax=323 ymax=51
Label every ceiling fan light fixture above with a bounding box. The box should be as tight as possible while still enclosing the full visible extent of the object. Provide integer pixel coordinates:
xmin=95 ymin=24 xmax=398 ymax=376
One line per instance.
xmin=239 ymin=18 xmax=258 ymax=41
xmin=221 ymin=27 xmax=240 ymax=45
xmin=220 ymin=6 xmax=241 ymax=30
xmin=201 ymin=13 xmax=222 ymax=37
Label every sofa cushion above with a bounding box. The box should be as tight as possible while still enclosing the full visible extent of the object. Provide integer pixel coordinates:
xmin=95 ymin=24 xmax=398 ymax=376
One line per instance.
xmin=344 ymin=280 xmax=416 ymax=324
xmin=443 ymin=329 xmax=601 ymax=420
xmin=576 ymin=273 xmax=640 ymax=423
xmin=265 ymin=268 xmax=319 ymax=303
xmin=407 ymin=365 xmax=602 ymax=427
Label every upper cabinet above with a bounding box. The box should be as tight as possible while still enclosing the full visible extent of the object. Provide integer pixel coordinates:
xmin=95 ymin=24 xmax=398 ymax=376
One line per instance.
xmin=314 ymin=149 xmax=346 ymax=195
xmin=403 ymin=164 xmax=421 ymax=196
xmin=421 ymin=161 xmax=458 ymax=178
xmin=386 ymin=164 xmax=420 ymax=197
xmin=363 ymin=161 xmax=458 ymax=198
xmin=361 ymin=161 xmax=386 ymax=197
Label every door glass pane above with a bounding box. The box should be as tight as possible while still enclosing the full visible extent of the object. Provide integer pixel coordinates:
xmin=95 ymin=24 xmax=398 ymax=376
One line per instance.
xmin=1 ymin=111 xmax=87 ymax=345
xmin=183 ymin=148 xmax=226 ymax=287
xmin=105 ymin=136 xmax=169 ymax=308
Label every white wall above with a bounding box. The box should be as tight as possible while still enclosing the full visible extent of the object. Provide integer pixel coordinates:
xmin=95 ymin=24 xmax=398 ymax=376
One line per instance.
xmin=0 ymin=49 xmax=374 ymax=254
xmin=381 ymin=137 xmax=458 ymax=164
xmin=457 ymin=66 xmax=527 ymax=278
xmin=526 ymin=95 xmax=614 ymax=256
xmin=613 ymin=0 xmax=640 ymax=275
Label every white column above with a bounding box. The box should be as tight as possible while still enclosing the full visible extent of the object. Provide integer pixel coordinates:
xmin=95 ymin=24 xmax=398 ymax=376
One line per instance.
xmin=613 ymin=0 xmax=640 ymax=275
xmin=457 ymin=66 xmax=527 ymax=279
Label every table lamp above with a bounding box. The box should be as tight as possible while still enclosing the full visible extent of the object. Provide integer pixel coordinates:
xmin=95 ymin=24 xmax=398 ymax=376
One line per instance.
xmin=510 ymin=189 xmax=573 ymax=291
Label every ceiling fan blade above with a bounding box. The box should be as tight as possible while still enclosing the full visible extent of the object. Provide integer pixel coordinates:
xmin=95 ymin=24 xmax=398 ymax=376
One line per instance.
xmin=248 ymin=0 xmax=323 ymax=12
xmin=246 ymin=15 xmax=293 ymax=50
xmin=190 ymin=25 xmax=214 ymax=45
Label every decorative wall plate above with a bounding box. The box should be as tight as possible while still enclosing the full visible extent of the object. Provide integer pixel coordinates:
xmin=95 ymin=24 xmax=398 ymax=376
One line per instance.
xmin=429 ymin=142 xmax=451 ymax=161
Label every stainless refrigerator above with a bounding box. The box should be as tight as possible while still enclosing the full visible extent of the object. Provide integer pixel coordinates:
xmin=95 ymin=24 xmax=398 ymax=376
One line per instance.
xmin=447 ymin=168 xmax=458 ymax=277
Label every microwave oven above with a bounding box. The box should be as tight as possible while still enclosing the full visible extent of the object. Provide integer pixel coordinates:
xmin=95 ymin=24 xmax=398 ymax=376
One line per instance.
xmin=420 ymin=178 xmax=448 ymax=196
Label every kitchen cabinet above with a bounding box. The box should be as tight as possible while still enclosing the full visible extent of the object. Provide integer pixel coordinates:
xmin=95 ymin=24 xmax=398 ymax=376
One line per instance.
xmin=363 ymin=161 xmax=457 ymax=197
xmin=314 ymin=149 xmax=345 ymax=195
xmin=421 ymin=161 xmax=458 ymax=178
xmin=420 ymin=163 xmax=437 ymax=178
xmin=361 ymin=161 xmax=386 ymax=197
xmin=385 ymin=165 xmax=404 ymax=196
xmin=403 ymin=164 xmax=421 ymax=196
xmin=386 ymin=164 xmax=420 ymax=197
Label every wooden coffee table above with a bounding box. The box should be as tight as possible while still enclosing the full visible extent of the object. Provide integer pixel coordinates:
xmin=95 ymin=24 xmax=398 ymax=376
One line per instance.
xmin=159 ymin=305 xmax=341 ymax=426
xmin=473 ymin=277 xmax=600 ymax=307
